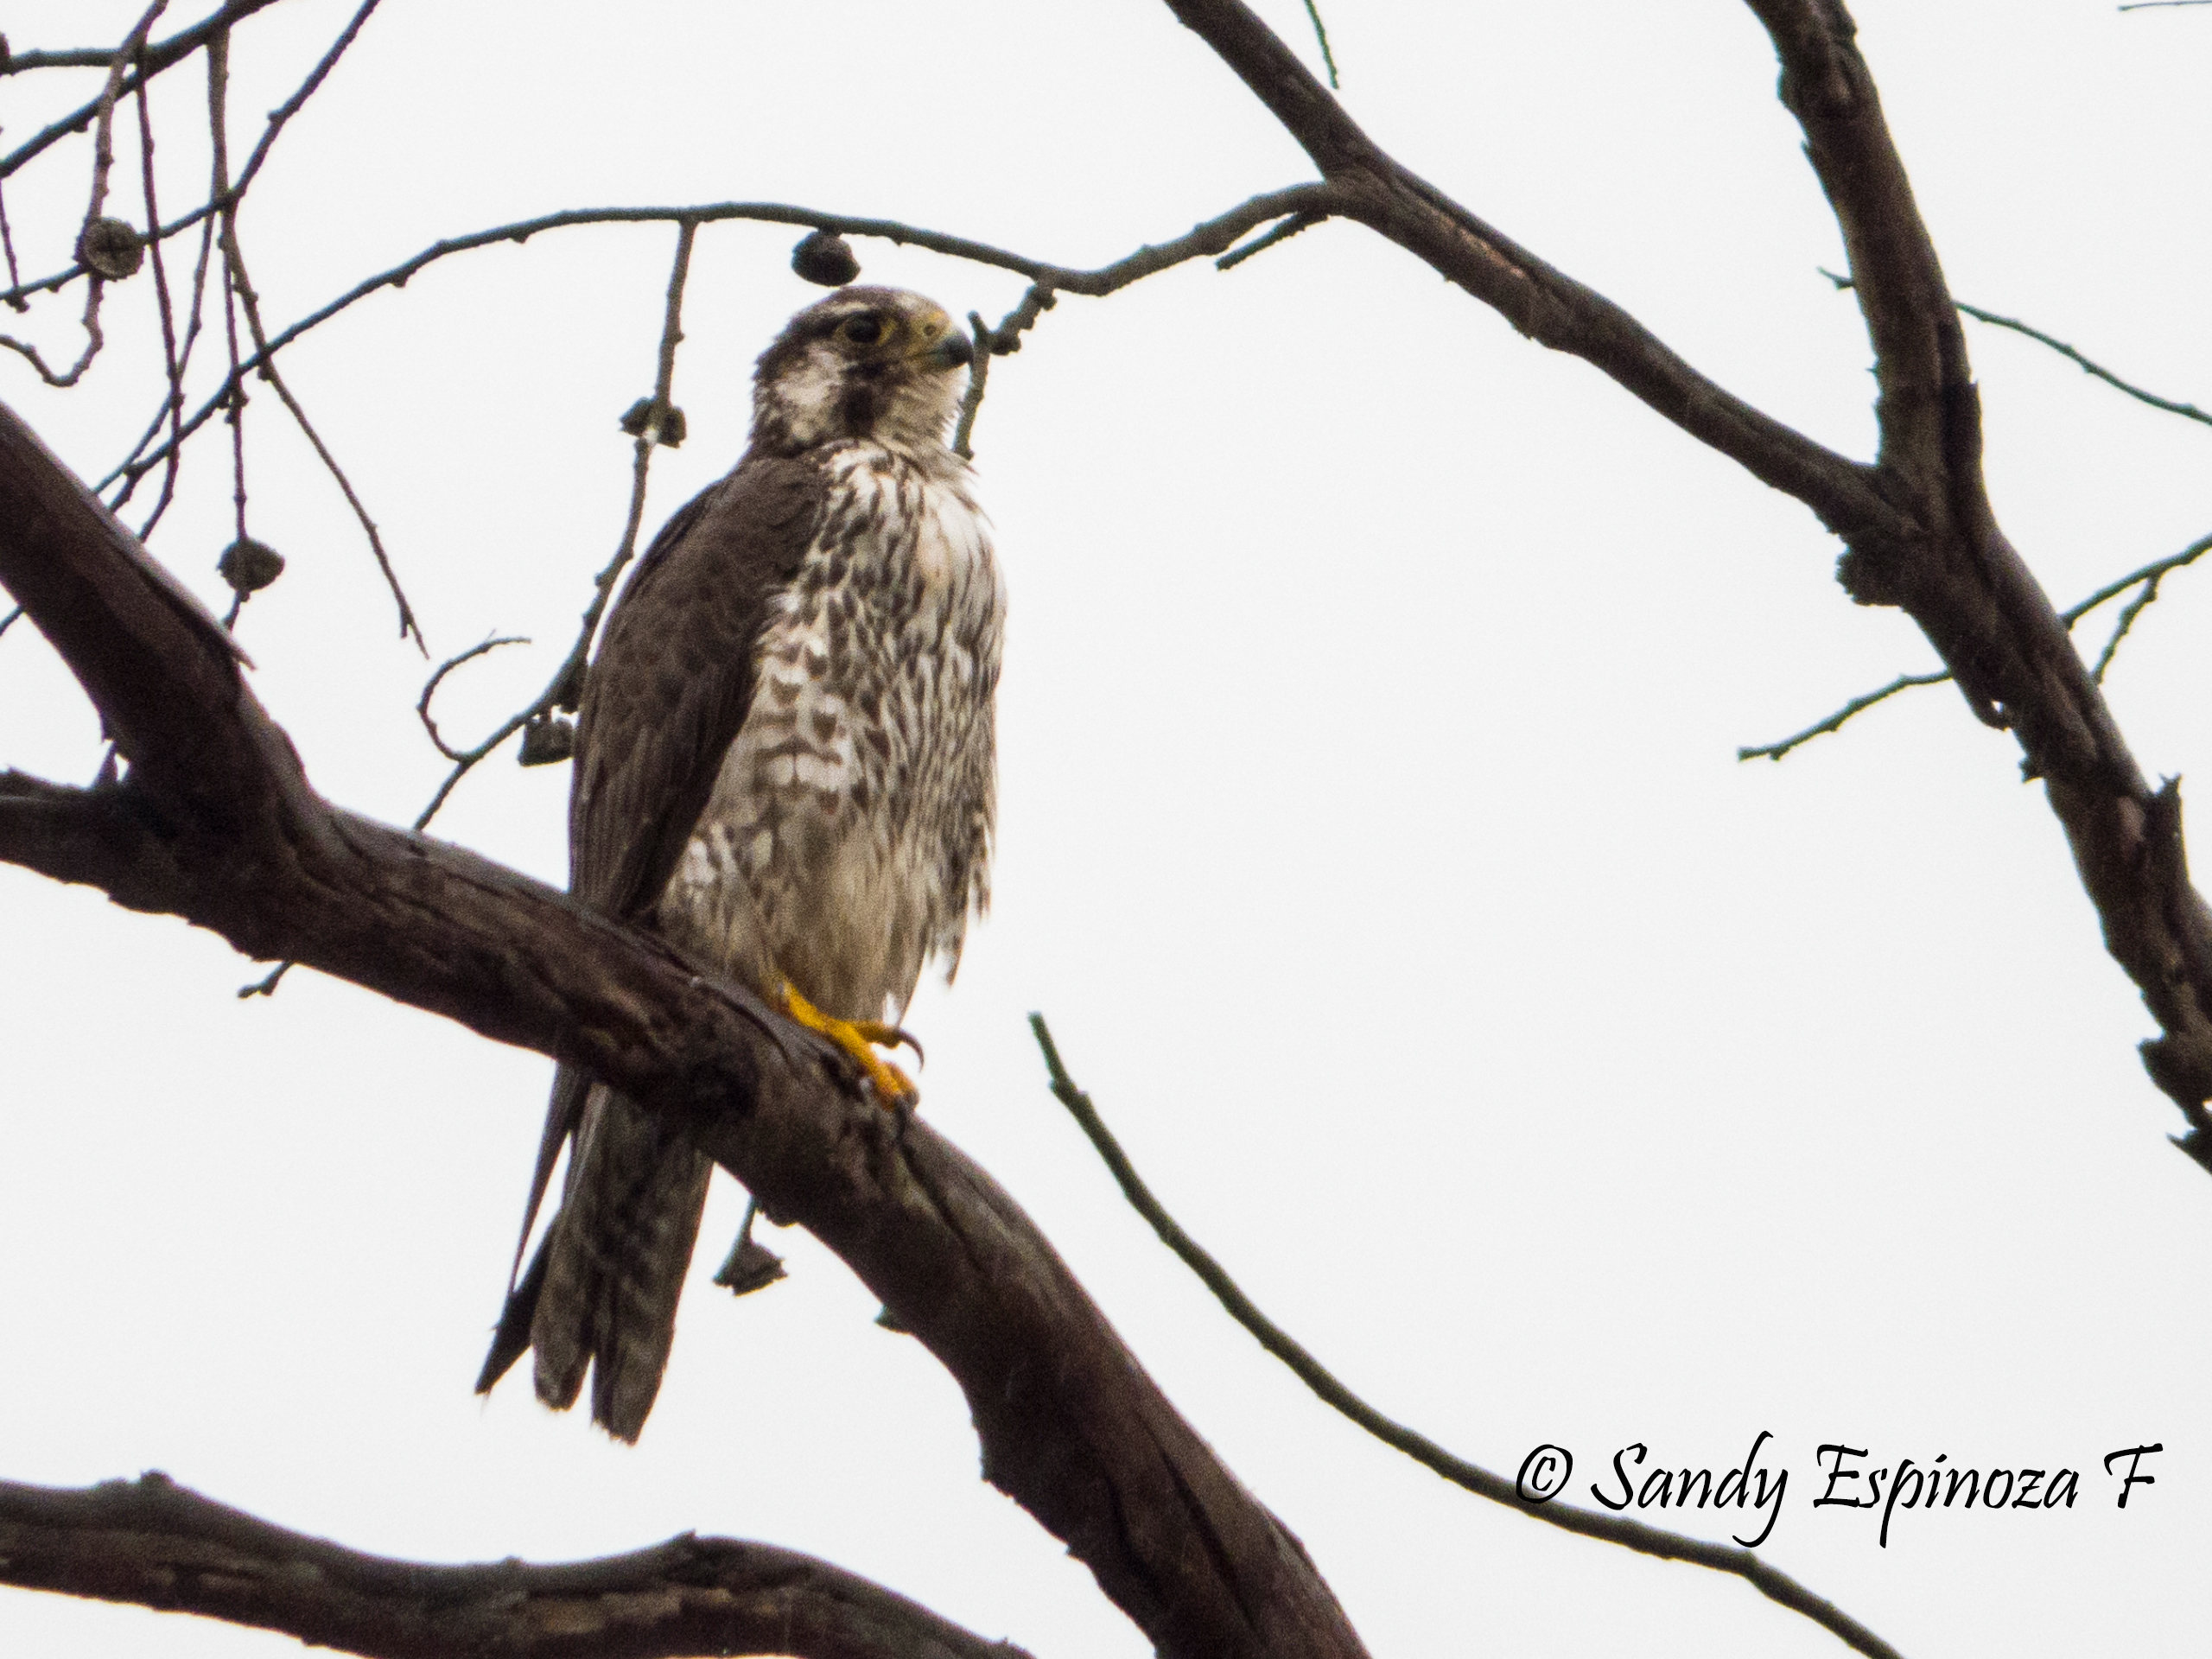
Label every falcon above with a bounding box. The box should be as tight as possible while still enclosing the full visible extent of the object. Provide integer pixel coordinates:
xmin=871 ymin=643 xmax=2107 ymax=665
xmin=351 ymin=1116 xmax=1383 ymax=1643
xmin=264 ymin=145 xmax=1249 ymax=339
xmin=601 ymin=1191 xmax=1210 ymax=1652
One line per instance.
xmin=476 ymin=286 xmax=1002 ymax=1441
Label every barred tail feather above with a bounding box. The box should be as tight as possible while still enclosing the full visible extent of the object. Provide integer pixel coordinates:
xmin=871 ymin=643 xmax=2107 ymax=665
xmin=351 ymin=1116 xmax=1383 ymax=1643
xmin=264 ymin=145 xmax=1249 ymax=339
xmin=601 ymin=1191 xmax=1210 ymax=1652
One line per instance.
xmin=478 ymin=1079 xmax=711 ymax=1444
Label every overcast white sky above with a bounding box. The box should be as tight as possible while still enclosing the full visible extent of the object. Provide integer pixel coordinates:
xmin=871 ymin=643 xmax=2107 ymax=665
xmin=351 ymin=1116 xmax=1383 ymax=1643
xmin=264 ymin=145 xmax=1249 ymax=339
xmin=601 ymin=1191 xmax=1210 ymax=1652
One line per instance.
xmin=3 ymin=3 xmax=2209 ymax=1656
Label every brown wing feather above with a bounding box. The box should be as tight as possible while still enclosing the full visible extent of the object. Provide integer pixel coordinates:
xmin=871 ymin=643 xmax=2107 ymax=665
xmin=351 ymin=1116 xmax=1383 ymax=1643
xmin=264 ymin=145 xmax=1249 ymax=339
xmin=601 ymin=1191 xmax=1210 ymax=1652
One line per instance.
xmin=476 ymin=452 xmax=824 ymax=1435
xmin=572 ymin=454 xmax=825 ymax=921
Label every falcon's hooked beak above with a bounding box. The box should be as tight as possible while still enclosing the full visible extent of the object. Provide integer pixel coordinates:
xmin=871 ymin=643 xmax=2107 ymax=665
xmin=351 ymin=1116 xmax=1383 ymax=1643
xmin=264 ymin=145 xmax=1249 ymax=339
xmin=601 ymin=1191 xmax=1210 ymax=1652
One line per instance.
xmin=912 ymin=309 xmax=974 ymax=372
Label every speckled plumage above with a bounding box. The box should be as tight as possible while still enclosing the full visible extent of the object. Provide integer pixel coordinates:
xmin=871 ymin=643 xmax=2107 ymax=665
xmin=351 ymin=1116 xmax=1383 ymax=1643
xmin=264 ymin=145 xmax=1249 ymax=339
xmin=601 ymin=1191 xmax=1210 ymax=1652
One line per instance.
xmin=477 ymin=289 xmax=1001 ymax=1440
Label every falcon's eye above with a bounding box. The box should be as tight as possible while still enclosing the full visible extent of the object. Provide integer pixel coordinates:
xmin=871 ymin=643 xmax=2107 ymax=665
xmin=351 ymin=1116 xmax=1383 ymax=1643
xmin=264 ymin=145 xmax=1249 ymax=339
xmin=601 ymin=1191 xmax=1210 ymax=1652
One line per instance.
xmin=837 ymin=314 xmax=887 ymax=346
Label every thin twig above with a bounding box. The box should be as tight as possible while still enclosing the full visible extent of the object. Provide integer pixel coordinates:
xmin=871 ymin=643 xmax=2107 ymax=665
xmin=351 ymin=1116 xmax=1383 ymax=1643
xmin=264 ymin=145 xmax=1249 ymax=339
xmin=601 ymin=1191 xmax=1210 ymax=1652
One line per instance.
xmin=95 ymin=187 xmax=1330 ymax=494
xmin=411 ymin=219 xmax=698 ymax=832
xmin=1027 ymin=1015 xmax=1906 ymax=1659
xmin=2091 ymin=579 xmax=2164 ymax=684
xmin=236 ymin=960 xmax=290 ymax=999
xmin=231 ymin=0 xmax=382 ymax=204
xmin=124 ymin=153 xmax=219 ymax=535
xmin=2057 ymin=531 xmax=2212 ymax=626
xmin=210 ymin=28 xmax=251 ymax=633
xmin=0 ymin=3 xmax=166 ymax=386
xmin=84 ymin=5 xmax=168 ymax=233
xmin=1300 ymin=0 xmax=1341 ymax=88
xmin=950 ymin=286 xmax=1054 ymax=461
xmin=222 ymin=224 xmax=422 ymax=646
xmin=951 ymin=313 xmax=993 ymax=461
xmin=0 ymin=173 xmax=20 ymax=297
xmin=1958 ymin=300 xmax=2212 ymax=428
xmin=131 ymin=79 xmax=184 ymax=541
xmin=1217 ymin=210 xmax=1321 ymax=272
xmin=1737 ymin=672 xmax=1951 ymax=762
xmin=0 ymin=0 xmax=284 ymax=178
xmin=109 ymin=2 xmax=356 ymax=523
xmin=1821 ymin=269 xmax=2211 ymax=429
xmin=0 ymin=0 xmax=372 ymax=323
xmin=417 ymin=636 xmax=529 ymax=760
xmin=0 ymin=605 xmax=22 ymax=640
xmin=1741 ymin=531 xmax=2212 ymax=760
xmin=2118 ymin=2 xmax=2211 ymax=10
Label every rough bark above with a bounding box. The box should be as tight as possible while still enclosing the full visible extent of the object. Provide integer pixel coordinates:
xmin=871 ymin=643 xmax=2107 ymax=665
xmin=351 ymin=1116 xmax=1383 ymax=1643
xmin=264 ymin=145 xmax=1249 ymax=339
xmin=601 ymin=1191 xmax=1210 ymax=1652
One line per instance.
xmin=1158 ymin=0 xmax=2212 ymax=1160
xmin=0 ymin=1473 xmax=1029 ymax=1659
xmin=0 ymin=398 xmax=1368 ymax=1659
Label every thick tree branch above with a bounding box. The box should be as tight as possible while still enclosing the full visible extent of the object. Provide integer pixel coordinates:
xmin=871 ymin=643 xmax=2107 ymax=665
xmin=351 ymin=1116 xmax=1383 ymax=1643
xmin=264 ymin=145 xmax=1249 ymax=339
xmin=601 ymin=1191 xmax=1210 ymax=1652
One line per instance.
xmin=0 ymin=1472 xmax=1029 ymax=1659
xmin=1156 ymin=0 xmax=2212 ymax=1151
xmin=1158 ymin=0 xmax=1906 ymax=549
xmin=0 ymin=398 xmax=1367 ymax=1659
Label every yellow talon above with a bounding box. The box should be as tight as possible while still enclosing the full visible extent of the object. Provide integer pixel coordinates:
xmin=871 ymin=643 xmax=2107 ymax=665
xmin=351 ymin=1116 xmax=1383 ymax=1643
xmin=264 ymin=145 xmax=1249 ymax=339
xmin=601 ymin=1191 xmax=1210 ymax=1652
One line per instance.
xmin=781 ymin=982 xmax=919 ymax=1108
xmin=849 ymin=1020 xmax=924 ymax=1063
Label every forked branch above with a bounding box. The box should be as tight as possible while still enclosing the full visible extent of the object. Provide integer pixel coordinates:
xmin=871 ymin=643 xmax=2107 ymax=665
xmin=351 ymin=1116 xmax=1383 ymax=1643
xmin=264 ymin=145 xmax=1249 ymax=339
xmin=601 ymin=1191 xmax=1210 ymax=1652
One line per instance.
xmin=0 ymin=397 xmax=1366 ymax=1659
xmin=1156 ymin=0 xmax=2212 ymax=1150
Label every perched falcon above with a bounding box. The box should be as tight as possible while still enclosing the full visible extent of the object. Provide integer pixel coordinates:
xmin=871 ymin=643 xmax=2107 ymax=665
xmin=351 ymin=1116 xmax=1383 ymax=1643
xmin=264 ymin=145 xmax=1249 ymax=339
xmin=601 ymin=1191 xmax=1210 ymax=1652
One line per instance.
xmin=476 ymin=286 xmax=1002 ymax=1441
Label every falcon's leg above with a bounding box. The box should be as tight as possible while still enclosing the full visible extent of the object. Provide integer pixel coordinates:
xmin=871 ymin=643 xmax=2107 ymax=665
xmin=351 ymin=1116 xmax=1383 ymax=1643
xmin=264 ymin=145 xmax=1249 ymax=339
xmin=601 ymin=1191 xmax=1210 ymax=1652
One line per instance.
xmin=780 ymin=982 xmax=920 ymax=1108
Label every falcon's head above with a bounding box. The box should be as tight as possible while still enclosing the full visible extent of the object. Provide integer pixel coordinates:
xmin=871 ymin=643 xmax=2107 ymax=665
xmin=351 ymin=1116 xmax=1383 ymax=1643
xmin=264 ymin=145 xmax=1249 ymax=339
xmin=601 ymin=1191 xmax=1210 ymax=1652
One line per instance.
xmin=751 ymin=286 xmax=976 ymax=457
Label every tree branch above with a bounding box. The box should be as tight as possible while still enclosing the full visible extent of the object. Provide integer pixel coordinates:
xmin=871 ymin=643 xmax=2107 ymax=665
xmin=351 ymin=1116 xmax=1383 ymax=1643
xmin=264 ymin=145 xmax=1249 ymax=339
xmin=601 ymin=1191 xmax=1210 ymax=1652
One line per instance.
xmin=1155 ymin=0 xmax=2212 ymax=1151
xmin=98 ymin=187 xmax=1331 ymax=493
xmin=1158 ymin=1 xmax=1906 ymax=550
xmin=0 ymin=1471 xmax=1030 ymax=1659
xmin=1738 ymin=530 xmax=2212 ymax=759
xmin=1028 ymin=1018 xmax=1906 ymax=1659
xmin=0 ymin=397 xmax=1369 ymax=1659
xmin=0 ymin=0 xmax=287 ymax=180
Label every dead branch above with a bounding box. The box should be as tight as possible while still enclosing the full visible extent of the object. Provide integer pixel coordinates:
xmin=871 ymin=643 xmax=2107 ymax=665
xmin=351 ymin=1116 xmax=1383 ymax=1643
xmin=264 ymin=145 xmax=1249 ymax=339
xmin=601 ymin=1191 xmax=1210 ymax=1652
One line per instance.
xmin=1029 ymin=1018 xmax=1904 ymax=1659
xmin=0 ymin=3 xmax=166 ymax=387
xmin=0 ymin=397 xmax=1369 ymax=1659
xmin=1155 ymin=0 xmax=2212 ymax=1154
xmin=0 ymin=0 xmax=285 ymax=179
xmin=0 ymin=1471 xmax=1030 ymax=1659
xmin=410 ymin=218 xmax=697 ymax=832
xmin=97 ymin=186 xmax=1330 ymax=493
xmin=1739 ymin=529 xmax=2212 ymax=759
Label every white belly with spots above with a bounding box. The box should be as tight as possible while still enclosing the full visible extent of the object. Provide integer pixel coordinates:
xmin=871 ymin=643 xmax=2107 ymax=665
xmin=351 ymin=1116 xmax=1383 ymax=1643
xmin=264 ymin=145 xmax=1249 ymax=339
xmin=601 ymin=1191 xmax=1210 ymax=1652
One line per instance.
xmin=664 ymin=442 xmax=1003 ymax=1023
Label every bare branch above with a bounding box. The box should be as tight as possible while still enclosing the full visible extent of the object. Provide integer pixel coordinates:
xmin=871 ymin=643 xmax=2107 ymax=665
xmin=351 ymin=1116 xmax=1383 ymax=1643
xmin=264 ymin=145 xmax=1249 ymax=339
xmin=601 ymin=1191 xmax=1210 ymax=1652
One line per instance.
xmin=412 ymin=218 xmax=698 ymax=830
xmin=0 ymin=1471 xmax=1032 ymax=1659
xmin=951 ymin=286 xmax=1056 ymax=460
xmin=97 ymin=186 xmax=1329 ymax=493
xmin=0 ymin=0 xmax=285 ymax=179
xmin=1029 ymin=1017 xmax=1907 ymax=1659
xmin=1217 ymin=210 xmax=1322 ymax=271
xmin=417 ymin=635 xmax=530 ymax=760
xmin=2064 ymin=533 xmax=2212 ymax=626
xmin=1741 ymin=529 xmax=2212 ymax=757
xmin=1 ymin=0 xmax=377 ymax=330
xmin=0 ymin=174 xmax=20 ymax=298
xmin=1737 ymin=671 xmax=1951 ymax=762
xmin=1152 ymin=0 xmax=2212 ymax=1140
xmin=0 ymin=398 xmax=1370 ymax=1659
xmin=1959 ymin=301 xmax=2212 ymax=428
xmin=130 ymin=80 xmax=184 ymax=527
xmin=1152 ymin=3 xmax=1905 ymax=546
xmin=0 ymin=3 xmax=167 ymax=387
xmin=1300 ymin=0 xmax=1341 ymax=89
xmin=218 ymin=195 xmax=422 ymax=645
xmin=1819 ymin=270 xmax=2212 ymax=430
xmin=951 ymin=313 xmax=994 ymax=461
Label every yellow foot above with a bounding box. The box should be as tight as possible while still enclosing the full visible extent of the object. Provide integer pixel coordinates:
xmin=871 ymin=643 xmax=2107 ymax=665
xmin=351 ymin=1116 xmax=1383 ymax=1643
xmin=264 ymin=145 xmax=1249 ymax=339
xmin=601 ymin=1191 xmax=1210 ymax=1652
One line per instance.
xmin=849 ymin=1020 xmax=924 ymax=1065
xmin=781 ymin=983 xmax=919 ymax=1109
